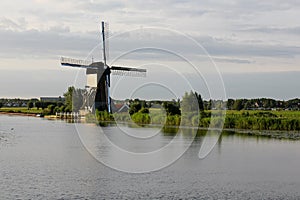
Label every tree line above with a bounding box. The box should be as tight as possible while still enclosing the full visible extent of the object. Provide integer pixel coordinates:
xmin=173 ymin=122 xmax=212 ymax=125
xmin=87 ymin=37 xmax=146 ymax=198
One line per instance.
xmin=225 ymin=98 xmax=300 ymax=111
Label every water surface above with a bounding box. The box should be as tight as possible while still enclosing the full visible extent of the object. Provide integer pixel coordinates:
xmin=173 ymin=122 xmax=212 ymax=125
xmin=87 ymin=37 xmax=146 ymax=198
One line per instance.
xmin=1 ymin=115 xmax=300 ymax=199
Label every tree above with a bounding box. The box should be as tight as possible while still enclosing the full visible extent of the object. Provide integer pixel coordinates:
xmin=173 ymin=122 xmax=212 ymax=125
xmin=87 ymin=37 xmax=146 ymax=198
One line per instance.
xmin=233 ymin=99 xmax=243 ymax=111
xmin=35 ymin=101 xmax=41 ymax=110
xmin=40 ymin=101 xmax=47 ymax=110
xmin=139 ymin=107 xmax=149 ymax=114
xmin=72 ymin=89 xmax=84 ymax=112
xmin=63 ymin=86 xmax=84 ymax=112
xmin=181 ymin=91 xmax=199 ymax=112
xmin=195 ymin=92 xmax=204 ymax=111
xmin=0 ymin=102 xmax=3 ymax=109
xmin=129 ymin=101 xmax=142 ymax=115
xmin=162 ymin=101 xmax=181 ymax=115
xmin=43 ymin=104 xmax=56 ymax=115
xmin=204 ymin=100 xmax=212 ymax=110
xmin=27 ymin=101 xmax=34 ymax=110
xmin=47 ymin=104 xmax=55 ymax=114
xmin=64 ymin=86 xmax=75 ymax=112
xmin=227 ymin=99 xmax=235 ymax=110
xmin=243 ymin=100 xmax=252 ymax=110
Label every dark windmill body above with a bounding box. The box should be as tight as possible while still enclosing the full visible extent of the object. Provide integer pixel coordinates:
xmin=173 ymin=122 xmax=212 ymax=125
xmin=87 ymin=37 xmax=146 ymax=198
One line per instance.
xmin=60 ymin=22 xmax=146 ymax=113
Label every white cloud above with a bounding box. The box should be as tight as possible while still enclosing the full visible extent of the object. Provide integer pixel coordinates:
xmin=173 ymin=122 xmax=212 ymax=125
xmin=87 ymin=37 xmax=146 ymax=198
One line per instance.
xmin=0 ymin=0 xmax=299 ymax=98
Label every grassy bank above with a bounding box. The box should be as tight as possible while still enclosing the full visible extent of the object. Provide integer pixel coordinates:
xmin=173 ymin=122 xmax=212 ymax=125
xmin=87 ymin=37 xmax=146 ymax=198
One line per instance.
xmin=224 ymin=110 xmax=300 ymax=131
xmin=0 ymin=107 xmax=43 ymax=115
xmin=110 ymin=109 xmax=300 ymax=132
xmin=2 ymin=106 xmax=300 ymax=133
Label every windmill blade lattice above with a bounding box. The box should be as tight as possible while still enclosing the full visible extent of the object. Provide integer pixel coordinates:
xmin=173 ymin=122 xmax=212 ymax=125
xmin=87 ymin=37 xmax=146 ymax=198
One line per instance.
xmin=111 ymin=66 xmax=146 ymax=77
xmin=60 ymin=57 xmax=94 ymax=69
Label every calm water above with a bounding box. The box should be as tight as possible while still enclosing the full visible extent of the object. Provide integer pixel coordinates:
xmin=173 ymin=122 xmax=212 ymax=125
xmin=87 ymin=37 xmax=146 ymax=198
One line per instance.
xmin=1 ymin=115 xmax=300 ymax=199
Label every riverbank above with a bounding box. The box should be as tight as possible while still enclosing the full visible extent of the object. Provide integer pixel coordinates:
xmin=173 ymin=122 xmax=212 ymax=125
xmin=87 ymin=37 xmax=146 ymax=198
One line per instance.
xmin=225 ymin=129 xmax=300 ymax=140
xmin=0 ymin=107 xmax=42 ymax=115
xmin=2 ymin=107 xmax=300 ymax=140
xmin=0 ymin=111 xmax=38 ymax=117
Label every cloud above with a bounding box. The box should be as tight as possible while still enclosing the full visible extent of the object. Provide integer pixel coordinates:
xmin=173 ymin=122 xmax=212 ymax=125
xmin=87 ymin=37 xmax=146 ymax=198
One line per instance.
xmin=0 ymin=17 xmax=27 ymax=31
xmin=222 ymin=71 xmax=300 ymax=100
xmin=0 ymin=0 xmax=300 ymax=99
xmin=212 ymin=57 xmax=253 ymax=64
xmin=76 ymin=0 xmax=125 ymax=12
xmin=0 ymin=25 xmax=299 ymax=64
xmin=237 ymin=26 xmax=300 ymax=35
xmin=200 ymin=38 xmax=300 ymax=58
xmin=0 ymin=28 xmax=97 ymax=59
xmin=0 ymin=68 xmax=78 ymax=98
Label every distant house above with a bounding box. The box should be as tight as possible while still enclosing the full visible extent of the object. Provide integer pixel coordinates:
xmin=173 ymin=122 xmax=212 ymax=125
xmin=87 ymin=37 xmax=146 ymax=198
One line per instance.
xmin=40 ymin=96 xmax=65 ymax=103
xmin=118 ymin=104 xmax=129 ymax=113
xmin=150 ymin=103 xmax=162 ymax=108
xmin=111 ymin=103 xmax=129 ymax=113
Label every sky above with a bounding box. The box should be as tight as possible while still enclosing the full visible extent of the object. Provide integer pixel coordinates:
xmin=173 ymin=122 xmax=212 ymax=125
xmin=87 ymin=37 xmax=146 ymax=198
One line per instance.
xmin=0 ymin=0 xmax=299 ymax=100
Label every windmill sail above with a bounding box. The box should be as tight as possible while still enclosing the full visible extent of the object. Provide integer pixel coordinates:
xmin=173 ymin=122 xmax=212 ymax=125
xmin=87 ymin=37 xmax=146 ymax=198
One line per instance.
xmin=104 ymin=22 xmax=109 ymax=61
xmin=60 ymin=57 xmax=94 ymax=68
xmin=111 ymin=66 xmax=146 ymax=77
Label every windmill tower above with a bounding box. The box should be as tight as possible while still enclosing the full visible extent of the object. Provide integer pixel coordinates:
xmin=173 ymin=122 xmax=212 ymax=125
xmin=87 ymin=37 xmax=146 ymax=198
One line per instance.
xmin=60 ymin=21 xmax=146 ymax=113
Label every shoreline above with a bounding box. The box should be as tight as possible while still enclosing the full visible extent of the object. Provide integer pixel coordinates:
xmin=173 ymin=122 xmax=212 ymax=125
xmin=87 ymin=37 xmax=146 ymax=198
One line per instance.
xmin=0 ymin=111 xmax=38 ymax=117
xmin=225 ymin=128 xmax=300 ymax=140
xmin=1 ymin=111 xmax=300 ymax=140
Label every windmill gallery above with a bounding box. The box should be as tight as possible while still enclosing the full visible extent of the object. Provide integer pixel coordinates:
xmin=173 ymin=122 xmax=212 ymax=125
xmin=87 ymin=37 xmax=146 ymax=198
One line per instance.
xmin=60 ymin=21 xmax=147 ymax=114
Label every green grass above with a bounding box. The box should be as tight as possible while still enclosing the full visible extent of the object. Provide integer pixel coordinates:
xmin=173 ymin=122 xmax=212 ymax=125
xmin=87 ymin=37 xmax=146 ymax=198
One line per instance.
xmin=3 ymin=106 xmax=299 ymax=132
xmin=0 ymin=107 xmax=43 ymax=114
xmin=226 ymin=110 xmax=300 ymax=119
xmin=111 ymin=109 xmax=300 ymax=131
xmin=223 ymin=110 xmax=300 ymax=131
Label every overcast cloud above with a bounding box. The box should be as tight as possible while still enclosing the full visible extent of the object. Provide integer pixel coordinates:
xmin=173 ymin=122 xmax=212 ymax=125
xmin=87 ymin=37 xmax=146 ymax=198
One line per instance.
xmin=0 ymin=0 xmax=299 ymax=99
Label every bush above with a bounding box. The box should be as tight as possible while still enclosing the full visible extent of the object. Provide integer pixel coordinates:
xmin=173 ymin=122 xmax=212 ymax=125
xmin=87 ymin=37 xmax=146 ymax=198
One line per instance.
xmin=85 ymin=113 xmax=97 ymax=123
xmin=129 ymin=102 xmax=142 ymax=115
xmin=95 ymin=110 xmax=114 ymax=121
xmin=139 ymin=107 xmax=149 ymax=114
xmin=131 ymin=113 xmax=151 ymax=124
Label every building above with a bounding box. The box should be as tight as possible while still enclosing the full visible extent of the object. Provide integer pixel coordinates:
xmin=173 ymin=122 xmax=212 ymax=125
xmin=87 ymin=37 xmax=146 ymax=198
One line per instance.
xmin=40 ymin=96 xmax=65 ymax=103
xmin=111 ymin=103 xmax=129 ymax=113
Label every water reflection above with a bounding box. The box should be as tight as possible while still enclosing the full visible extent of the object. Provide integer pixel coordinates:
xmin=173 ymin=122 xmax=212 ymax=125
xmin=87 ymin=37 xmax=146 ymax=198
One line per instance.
xmin=76 ymin=123 xmax=199 ymax=173
xmin=161 ymin=126 xmax=179 ymax=135
xmin=2 ymin=115 xmax=300 ymax=199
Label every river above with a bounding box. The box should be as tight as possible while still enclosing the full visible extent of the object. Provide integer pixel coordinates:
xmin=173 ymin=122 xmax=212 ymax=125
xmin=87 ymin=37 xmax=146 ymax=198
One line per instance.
xmin=1 ymin=115 xmax=300 ymax=199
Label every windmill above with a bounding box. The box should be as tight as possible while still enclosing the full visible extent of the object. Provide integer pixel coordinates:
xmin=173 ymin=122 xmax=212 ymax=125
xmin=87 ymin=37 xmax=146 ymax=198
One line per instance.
xmin=60 ymin=21 xmax=146 ymax=113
